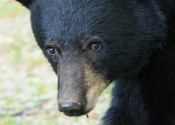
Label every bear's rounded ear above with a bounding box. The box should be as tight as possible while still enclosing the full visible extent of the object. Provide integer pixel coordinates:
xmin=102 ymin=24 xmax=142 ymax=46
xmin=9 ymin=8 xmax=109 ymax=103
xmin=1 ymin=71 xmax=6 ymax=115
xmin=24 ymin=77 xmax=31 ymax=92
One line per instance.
xmin=16 ymin=0 xmax=33 ymax=8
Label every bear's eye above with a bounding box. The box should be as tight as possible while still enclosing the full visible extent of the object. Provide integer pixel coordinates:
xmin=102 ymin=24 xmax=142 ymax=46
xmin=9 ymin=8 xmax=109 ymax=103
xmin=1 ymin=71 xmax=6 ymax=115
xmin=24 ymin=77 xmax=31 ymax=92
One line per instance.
xmin=83 ymin=36 xmax=103 ymax=51
xmin=90 ymin=42 xmax=101 ymax=51
xmin=46 ymin=47 xmax=56 ymax=55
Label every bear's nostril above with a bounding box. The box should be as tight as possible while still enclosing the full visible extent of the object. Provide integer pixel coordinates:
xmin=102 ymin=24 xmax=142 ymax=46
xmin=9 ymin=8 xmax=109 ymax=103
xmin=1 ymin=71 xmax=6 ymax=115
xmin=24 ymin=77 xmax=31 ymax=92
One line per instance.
xmin=59 ymin=102 xmax=81 ymax=113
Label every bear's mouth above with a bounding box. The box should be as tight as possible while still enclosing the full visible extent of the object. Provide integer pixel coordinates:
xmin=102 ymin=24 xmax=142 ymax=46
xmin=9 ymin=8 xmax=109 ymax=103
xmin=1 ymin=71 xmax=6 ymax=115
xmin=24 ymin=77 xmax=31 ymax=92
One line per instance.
xmin=62 ymin=110 xmax=88 ymax=116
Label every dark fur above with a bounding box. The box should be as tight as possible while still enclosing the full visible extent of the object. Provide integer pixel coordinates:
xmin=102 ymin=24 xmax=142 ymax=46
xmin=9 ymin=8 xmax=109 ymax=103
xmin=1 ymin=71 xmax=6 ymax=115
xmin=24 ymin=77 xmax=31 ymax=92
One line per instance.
xmin=17 ymin=0 xmax=175 ymax=124
xmin=16 ymin=0 xmax=33 ymax=7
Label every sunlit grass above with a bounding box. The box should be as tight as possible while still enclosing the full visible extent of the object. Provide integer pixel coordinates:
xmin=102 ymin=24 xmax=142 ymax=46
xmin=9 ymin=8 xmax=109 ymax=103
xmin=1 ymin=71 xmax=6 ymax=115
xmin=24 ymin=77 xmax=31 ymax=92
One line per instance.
xmin=0 ymin=0 xmax=27 ymax=18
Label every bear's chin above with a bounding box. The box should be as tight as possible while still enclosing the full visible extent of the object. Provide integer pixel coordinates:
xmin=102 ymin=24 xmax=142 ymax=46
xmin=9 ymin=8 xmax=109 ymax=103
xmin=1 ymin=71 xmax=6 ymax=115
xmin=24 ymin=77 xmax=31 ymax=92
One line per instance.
xmin=63 ymin=110 xmax=89 ymax=117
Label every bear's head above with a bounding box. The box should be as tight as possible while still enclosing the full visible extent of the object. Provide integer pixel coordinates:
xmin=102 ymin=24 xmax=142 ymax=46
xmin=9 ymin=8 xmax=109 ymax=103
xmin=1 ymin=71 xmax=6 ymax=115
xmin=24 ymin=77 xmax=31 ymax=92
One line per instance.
xmin=17 ymin=0 xmax=166 ymax=116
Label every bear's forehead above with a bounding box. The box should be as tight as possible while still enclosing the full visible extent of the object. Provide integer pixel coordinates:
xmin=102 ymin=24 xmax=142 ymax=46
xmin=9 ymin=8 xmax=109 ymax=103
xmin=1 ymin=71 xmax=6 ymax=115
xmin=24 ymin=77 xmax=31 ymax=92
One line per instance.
xmin=31 ymin=0 xmax=152 ymax=46
xmin=30 ymin=0 xmax=121 ymax=43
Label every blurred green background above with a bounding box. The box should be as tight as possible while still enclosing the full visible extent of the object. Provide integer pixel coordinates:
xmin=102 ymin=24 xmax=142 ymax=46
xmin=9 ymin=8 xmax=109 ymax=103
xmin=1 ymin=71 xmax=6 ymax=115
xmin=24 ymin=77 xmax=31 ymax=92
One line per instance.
xmin=0 ymin=0 xmax=112 ymax=125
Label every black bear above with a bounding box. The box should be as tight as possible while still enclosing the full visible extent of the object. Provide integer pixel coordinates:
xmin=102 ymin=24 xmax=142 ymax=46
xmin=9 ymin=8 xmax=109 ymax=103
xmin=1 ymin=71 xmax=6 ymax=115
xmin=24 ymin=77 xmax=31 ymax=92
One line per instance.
xmin=17 ymin=0 xmax=175 ymax=125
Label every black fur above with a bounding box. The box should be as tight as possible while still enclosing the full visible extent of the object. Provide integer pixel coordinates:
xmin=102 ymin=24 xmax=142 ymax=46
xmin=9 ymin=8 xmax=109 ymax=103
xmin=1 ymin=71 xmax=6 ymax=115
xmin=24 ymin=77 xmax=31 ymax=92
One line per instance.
xmin=16 ymin=0 xmax=34 ymax=8
xmin=17 ymin=0 xmax=175 ymax=124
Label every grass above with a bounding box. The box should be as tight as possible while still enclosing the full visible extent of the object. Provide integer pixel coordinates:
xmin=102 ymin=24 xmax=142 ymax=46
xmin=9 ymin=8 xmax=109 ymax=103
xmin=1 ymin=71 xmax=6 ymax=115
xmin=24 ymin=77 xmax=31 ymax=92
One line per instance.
xmin=0 ymin=0 xmax=113 ymax=125
xmin=0 ymin=0 xmax=28 ymax=18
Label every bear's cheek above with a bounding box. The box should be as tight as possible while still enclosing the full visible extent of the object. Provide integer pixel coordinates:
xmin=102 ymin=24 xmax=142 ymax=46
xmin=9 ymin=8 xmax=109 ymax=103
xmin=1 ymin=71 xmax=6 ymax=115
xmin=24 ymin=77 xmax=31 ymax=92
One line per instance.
xmin=84 ymin=64 xmax=110 ymax=112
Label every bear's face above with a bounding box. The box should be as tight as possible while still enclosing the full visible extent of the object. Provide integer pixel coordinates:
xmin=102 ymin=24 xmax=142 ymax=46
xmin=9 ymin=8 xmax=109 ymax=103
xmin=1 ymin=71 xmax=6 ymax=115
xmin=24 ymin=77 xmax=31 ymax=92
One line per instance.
xmin=17 ymin=0 xmax=166 ymax=116
xmin=43 ymin=35 xmax=111 ymax=116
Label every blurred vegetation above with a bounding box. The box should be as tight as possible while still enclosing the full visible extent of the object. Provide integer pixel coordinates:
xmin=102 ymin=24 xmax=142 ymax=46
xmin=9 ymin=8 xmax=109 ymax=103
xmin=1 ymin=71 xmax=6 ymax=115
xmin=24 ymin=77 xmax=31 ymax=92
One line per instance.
xmin=0 ymin=0 xmax=112 ymax=125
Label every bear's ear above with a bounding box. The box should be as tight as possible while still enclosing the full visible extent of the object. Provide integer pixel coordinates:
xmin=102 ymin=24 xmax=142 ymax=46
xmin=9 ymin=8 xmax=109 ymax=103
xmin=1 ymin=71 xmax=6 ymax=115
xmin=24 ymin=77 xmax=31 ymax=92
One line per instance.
xmin=16 ymin=0 xmax=33 ymax=8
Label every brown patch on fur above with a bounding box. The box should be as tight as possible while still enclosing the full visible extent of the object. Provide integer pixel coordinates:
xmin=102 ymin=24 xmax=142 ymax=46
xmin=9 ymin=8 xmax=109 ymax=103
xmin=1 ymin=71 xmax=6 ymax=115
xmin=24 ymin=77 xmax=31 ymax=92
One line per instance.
xmin=84 ymin=64 xmax=109 ymax=112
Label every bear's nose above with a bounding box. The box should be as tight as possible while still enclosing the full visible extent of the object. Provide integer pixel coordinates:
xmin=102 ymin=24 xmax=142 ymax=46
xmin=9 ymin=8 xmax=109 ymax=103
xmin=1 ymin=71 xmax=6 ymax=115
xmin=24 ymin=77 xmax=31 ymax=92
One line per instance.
xmin=59 ymin=102 xmax=81 ymax=113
